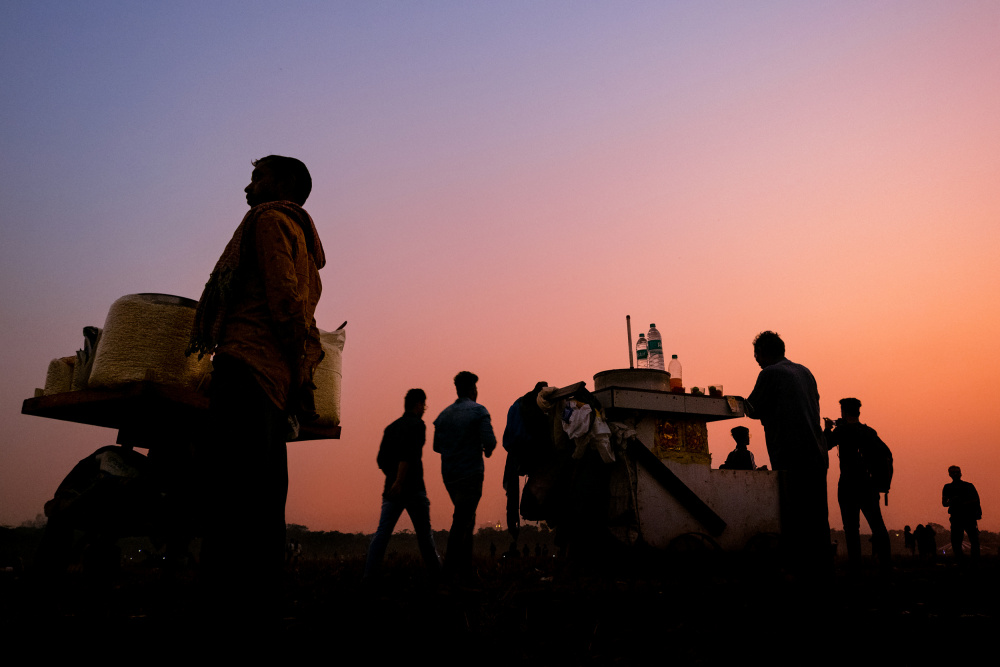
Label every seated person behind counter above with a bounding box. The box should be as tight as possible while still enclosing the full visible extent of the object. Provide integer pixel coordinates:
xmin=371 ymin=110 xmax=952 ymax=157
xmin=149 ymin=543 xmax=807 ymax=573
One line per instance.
xmin=719 ymin=426 xmax=758 ymax=470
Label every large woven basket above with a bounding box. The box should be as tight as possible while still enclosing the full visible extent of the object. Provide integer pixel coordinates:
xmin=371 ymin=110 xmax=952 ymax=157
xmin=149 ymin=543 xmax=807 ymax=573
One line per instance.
xmin=88 ymin=293 xmax=212 ymax=391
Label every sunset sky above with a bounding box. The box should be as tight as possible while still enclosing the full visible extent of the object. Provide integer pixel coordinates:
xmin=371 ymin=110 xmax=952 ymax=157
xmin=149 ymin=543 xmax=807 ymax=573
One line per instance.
xmin=2 ymin=1 xmax=998 ymax=537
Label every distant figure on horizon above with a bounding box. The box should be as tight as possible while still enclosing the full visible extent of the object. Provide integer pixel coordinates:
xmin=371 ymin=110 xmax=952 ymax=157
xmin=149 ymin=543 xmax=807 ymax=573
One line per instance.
xmin=824 ymin=398 xmax=891 ymax=569
xmin=188 ymin=155 xmax=325 ymax=632
xmin=942 ymin=465 xmax=981 ymax=563
xmin=719 ymin=426 xmax=756 ymax=470
xmin=744 ymin=331 xmax=830 ymax=572
xmin=364 ymin=389 xmax=441 ymax=583
xmin=904 ymin=525 xmax=915 ymax=556
xmin=914 ymin=523 xmax=937 ymax=561
xmin=925 ymin=524 xmax=937 ymax=558
xmin=433 ymin=371 xmax=496 ymax=582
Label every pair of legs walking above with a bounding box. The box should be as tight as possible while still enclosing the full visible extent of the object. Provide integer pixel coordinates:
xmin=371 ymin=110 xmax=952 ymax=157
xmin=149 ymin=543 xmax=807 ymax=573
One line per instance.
xmin=364 ymin=491 xmax=441 ymax=580
xmin=443 ymin=473 xmax=483 ymax=580
xmin=950 ymin=517 xmax=980 ymax=562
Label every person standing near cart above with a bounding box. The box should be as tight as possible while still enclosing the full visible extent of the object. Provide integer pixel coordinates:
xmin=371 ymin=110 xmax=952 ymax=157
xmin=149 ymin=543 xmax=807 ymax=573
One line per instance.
xmin=744 ymin=331 xmax=830 ymax=573
xmin=188 ymin=155 xmax=325 ymax=633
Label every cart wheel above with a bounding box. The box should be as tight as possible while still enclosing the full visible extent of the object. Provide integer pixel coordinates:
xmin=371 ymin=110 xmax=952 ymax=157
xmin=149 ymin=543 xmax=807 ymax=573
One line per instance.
xmin=743 ymin=532 xmax=780 ymax=554
xmin=667 ymin=532 xmax=720 ymax=553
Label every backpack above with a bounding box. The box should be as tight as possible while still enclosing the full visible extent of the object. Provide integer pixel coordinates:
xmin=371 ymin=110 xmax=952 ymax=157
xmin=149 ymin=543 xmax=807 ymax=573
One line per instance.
xmin=860 ymin=427 xmax=893 ymax=500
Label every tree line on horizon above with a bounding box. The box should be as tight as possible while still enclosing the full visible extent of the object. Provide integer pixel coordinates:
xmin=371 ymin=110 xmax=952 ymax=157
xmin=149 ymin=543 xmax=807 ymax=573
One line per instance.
xmin=3 ymin=522 xmax=997 ymax=571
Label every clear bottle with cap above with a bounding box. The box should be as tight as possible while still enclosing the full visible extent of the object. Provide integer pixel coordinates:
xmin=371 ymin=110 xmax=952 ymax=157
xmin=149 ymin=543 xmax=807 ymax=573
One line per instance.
xmin=635 ymin=333 xmax=648 ymax=368
xmin=647 ymin=324 xmax=664 ymax=370
xmin=668 ymin=354 xmax=683 ymax=392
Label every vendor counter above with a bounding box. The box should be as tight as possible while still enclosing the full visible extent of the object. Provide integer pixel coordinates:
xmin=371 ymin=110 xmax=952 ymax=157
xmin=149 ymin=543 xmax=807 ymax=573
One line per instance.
xmin=593 ymin=369 xmax=780 ymax=551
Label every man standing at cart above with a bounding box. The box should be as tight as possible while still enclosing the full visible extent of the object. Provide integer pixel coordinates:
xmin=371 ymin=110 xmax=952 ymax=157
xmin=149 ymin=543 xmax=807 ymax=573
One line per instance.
xmin=188 ymin=155 xmax=325 ymax=632
xmin=744 ymin=331 xmax=830 ymax=573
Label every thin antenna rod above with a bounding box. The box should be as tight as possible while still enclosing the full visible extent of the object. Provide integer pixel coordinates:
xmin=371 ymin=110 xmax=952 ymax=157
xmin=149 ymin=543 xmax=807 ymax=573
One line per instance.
xmin=626 ymin=315 xmax=634 ymax=369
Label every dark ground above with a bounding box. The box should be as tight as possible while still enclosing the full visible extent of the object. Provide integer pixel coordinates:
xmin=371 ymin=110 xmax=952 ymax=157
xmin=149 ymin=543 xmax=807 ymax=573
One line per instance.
xmin=2 ymin=526 xmax=997 ymax=664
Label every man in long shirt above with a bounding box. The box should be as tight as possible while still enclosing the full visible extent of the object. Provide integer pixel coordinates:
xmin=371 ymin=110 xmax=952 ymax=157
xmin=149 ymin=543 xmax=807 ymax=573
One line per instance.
xmin=364 ymin=389 xmax=441 ymax=582
xmin=433 ymin=371 xmax=496 ymax=580
xmin=188 ymin=155 xmax=325 ymax=628
xmin=745 ymin=331 xmax=830 ymax=571
xmin=824 ymin=398 xmax=890 ymax=568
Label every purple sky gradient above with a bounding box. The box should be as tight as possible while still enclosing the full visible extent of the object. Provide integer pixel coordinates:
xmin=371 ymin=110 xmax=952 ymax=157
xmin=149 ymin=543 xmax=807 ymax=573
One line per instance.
xmin=2 ymin=1 xmax=999 ymax=533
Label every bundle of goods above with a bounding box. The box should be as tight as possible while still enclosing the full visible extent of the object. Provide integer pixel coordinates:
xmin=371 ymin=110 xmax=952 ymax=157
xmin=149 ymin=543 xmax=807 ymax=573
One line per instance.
xmin=39 ymin=294 xmax=344 ymax=432
xmin=311 ymin=326 xmax=345 ymax=427
xmin=44 ymin=326 xmax=101 ymax=394
xmin=44 ymin=356 xmax=77 ymax=395
xmin=86 ymin=293 xmax=212 ymax=391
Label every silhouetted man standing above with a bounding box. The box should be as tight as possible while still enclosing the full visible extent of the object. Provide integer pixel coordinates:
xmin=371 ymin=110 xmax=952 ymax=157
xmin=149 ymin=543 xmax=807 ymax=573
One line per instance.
xmin=364 ymin=389 xmax=441 ymax=582
xmin=434 ymin=371 xmax=496 ymax=581
xmin=745 ymin=331 xmax=830 ymax=571
xmin=942 ymin=465 xmax=981 ymax=562
xmin=824 ymin=398 xmax=891 ymax=568
xmin=189 ymin=155 xmax=325 ymax=630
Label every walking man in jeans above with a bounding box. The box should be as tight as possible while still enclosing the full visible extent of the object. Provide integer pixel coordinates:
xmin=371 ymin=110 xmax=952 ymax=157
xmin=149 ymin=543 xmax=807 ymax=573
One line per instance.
xmin=434 ymin=371 xmax=496 ymax=581
xmin=364 ymin=388 xmax=441 ymax=582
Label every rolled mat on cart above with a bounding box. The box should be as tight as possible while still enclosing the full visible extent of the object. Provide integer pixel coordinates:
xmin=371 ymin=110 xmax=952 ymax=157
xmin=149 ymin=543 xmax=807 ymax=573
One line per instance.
xmin=88 ymin=293 xmax=212 ymax=391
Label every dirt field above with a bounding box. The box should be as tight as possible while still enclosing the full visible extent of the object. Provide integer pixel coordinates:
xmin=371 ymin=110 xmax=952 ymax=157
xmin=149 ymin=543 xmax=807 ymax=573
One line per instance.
xmin=2 ymin=527 xmax=996 ymax=664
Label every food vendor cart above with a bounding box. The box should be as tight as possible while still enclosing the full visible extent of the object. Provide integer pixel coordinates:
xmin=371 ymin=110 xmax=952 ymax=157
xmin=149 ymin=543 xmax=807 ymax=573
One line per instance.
xmin=594 ymin=368 xmax=780 ymax=551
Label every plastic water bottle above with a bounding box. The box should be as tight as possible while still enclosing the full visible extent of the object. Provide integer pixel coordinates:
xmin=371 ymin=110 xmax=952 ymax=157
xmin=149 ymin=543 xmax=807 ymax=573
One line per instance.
xmin=668 ymin=354 xmax=682 ymax=392
xmin=635 ymin=333 xmax=648 ymax=368
xmin=647 ymin=324 xmax=664 ymax=370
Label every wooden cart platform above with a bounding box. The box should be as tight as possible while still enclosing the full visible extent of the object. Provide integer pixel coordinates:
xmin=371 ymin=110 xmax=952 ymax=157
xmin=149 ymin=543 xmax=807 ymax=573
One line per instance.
xmin=22 ymin=381 xmax=340 ymax=447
